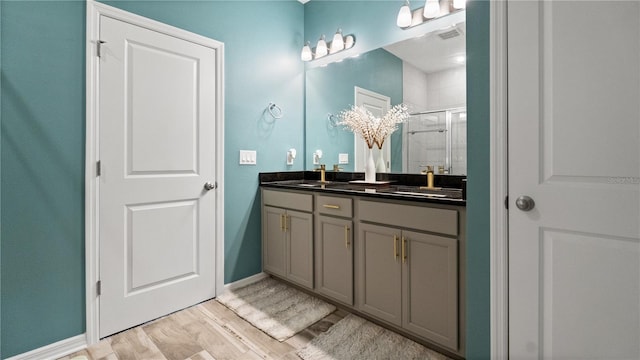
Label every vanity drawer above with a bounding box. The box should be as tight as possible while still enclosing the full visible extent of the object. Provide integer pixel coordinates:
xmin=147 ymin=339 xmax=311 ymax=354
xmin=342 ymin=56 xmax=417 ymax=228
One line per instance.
xmin=262 ymin=189 xmax=313 ymax=212
xmin=316 ymin=195 xmax=353 ymax=217
xmin=359 ymin=200 xmax=458 ymax=236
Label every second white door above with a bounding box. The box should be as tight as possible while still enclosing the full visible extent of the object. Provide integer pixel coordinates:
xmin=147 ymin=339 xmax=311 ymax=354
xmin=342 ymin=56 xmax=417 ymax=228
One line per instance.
xmin=98 ymin=15 xmax=222 ymax=337
xmin=508 ymin=1 xmax=640 ymax=358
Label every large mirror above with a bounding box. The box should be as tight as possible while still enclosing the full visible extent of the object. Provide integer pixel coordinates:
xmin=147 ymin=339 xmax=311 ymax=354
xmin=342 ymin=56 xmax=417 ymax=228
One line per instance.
xmin=305 ymin=17 xmax=467 ymax=175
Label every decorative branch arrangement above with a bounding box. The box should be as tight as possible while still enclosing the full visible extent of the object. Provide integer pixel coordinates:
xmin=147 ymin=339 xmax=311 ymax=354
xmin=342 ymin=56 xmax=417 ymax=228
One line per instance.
xmin=337 ymin=104 xmax=409 ymax=149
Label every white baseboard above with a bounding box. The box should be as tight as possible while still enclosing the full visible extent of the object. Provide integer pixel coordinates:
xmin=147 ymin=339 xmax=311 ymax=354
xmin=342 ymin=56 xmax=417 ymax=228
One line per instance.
xmin=5 ymin=334 xmax=87 ymax=360
xmin=223 ymin=272 xmax=268 ymax=291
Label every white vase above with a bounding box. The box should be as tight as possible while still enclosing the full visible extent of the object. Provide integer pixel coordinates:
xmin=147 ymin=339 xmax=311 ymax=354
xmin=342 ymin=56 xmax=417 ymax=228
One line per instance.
xmin=376 ymin=148 xmax=386 ymax=173
xmin=365 ymin=147 xmax=376 ymax=183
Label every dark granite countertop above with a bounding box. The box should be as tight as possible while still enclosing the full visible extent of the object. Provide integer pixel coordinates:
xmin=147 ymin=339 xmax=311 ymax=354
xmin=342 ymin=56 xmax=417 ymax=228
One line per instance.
xmin=259 ymin=171 xmax=466 ymax=206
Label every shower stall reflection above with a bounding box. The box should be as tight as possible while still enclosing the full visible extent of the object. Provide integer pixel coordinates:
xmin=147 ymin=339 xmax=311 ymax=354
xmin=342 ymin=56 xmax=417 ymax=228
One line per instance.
xmin=402 ymin=107 xmax=467 ymax=175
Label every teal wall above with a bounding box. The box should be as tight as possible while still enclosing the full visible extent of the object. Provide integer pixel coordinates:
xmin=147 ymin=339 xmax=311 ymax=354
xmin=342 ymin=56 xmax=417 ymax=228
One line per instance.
xmin=0 ymin=1 xmax=3 ymax=356
xmin=305 ymin=48 xmax=403 ymax=172
xmin=1 ymin=2 xmax=86 ymax=357
xmin=0 ymin=1 xmax=304 ymax=357
xmin=465 ymin=1 xmax=490 ymax=358
xmin=305 ymin=1 xmax=490 ymax=359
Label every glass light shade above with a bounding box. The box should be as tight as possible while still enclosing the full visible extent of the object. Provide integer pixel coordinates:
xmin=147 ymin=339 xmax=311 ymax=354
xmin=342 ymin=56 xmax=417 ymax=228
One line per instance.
xmin=423 ymin=0 xmax=440 ymax=18
xmin=300 ymin=42 xmax=312 ymax=61
xmin=452 ymin=0 xmax=465 ymax=9
xmin=330 ymin=29 xmax=344 ymax=54
xmin=315 ymin=35 xmax=328 ymax=59
xmin=344 ymin=35 xmax=355 ymax=49
xmin=396 ymin=3 xmax=412 ymax=28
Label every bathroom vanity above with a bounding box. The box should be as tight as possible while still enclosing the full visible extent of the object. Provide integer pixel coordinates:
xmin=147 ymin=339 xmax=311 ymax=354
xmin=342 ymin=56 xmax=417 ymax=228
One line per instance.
xmin=260 ymin=171 xmax=466 ymax=359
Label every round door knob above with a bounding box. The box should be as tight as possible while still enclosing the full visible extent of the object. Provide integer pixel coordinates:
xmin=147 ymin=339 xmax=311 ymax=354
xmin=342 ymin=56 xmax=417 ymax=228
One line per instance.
xmin=515 ymin=195 xmax=535 ymax=211
xmin=204 ymin=182 xmax=216 ymax=191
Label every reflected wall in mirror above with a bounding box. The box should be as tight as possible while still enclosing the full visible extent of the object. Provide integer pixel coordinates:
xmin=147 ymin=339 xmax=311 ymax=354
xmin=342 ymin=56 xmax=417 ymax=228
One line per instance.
xmin=305 ymin=15 xmax=467 ymax=175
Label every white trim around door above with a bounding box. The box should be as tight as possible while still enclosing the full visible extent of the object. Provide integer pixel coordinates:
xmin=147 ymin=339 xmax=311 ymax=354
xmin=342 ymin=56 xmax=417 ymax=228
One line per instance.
xmin=490 ymin=1 xmax=509 ymax=359
xmin=85 ymin=0 xmax=225 ymax=346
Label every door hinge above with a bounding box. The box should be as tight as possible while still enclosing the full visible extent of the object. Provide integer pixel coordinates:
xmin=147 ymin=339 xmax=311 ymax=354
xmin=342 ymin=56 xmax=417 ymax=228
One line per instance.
xmin=96 ymin=160 xmax=101 ymax=176
xmin=97 ymin=40 xmax=106 ymax=58
xmin=96 ymin=280 xmax=102 ymax=296
xmin=504 ymin=195 xmax=509 ymax=209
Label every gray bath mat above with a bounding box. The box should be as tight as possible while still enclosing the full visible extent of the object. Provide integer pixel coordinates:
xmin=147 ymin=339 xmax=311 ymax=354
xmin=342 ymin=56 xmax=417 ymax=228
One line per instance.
xmin=216 ymin=277 xmax=336 ymax=341
xmin=297 ymin=313 xmax=451 ymax=360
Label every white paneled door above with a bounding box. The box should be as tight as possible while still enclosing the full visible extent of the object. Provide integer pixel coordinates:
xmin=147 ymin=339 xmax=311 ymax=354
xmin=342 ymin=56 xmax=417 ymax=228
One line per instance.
xmin=354 ymin=87 xmax=391 ymax=172
xmin=98 ymin=15 xmax=220 ymax=337
xmin=508 ymin=1 xmax=640 ymax=359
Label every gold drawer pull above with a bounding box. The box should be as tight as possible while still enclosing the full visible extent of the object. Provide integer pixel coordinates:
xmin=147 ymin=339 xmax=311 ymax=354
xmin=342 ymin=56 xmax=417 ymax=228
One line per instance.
xmin=280 ymin=214 xmax=284 ymax=231
xmin=402 ymin=236 xmax=407 ymax=263
xmin=345 ymin=226 xmax=350 ymax=249
xmin=393 ymin=235 xmax=399 ymax=259
xmin=323 ymin=204 xmax=341 ymax=209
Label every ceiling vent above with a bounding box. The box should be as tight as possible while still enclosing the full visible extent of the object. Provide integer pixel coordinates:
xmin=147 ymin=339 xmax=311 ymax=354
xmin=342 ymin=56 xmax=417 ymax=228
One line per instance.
xmin=437 ymin=28 xmax=462 ymax=40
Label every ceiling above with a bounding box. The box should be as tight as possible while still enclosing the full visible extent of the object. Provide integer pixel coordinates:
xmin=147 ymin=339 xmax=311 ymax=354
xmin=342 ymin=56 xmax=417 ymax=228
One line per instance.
xmin=384 ymin=22 xmax=466 ymax=74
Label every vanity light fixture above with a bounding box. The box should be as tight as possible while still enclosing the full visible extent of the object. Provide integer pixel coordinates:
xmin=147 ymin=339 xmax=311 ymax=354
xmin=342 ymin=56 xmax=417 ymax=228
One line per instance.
xmin=396 ymin=0 xmax=464 ymax=29
xmin=452 ymin=0 xmax=465 ymax=9
xmin=301 ymin=30 xmax=356 ymax=62
xmin=396 ymin=0 xmax=412 ymax=28
xmin=423 ymin=0 xmax=440 ymax=18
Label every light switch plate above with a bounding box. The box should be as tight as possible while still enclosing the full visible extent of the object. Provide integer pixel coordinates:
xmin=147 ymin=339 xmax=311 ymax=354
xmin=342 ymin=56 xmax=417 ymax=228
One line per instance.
xmin=339 ymin=153 xmax=349 ymax=164
xmin=239 ymin=150 xmax=257 ymax=165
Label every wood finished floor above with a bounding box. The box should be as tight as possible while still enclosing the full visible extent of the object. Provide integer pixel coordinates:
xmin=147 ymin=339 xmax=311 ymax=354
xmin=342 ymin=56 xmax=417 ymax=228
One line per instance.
xmin=59 ymin=299 xmax=348 ymax=360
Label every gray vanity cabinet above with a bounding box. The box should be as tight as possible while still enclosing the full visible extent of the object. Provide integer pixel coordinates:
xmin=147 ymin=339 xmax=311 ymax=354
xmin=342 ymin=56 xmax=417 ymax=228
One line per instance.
xmin=358 ymin=199 xmax=460 ymax=351
xmin=315 ymin=195 xmax=354 ymax=305
xmin=261 ymin=187 xmax=466 ymax=356
xmin=402 ymin=230 xmax=458 ymax=350
xmin=262 ymin=190 xmax=314 ymax=289
xmin=263 ymin=205 xmax=288 ymax=277
xmin=358 ymin=222 xmax=403 ymax=326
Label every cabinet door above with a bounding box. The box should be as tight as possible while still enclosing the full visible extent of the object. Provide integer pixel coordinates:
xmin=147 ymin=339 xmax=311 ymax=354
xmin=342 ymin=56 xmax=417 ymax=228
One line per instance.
xmin=286 ymin=210 xmax=314 ymax=289
xmin=263 ymin=206 xmax=286 ymax=277
xmin=316 ymin=216 xmax=353 ymax=305
xmin=402 ymin=230 xmax=458 ymax=350
xmin=358 ymin=223 xmax=402 ymax=326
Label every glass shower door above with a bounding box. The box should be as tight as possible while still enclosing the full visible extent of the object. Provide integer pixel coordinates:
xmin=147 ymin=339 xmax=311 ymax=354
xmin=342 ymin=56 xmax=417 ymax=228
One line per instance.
xmin=403 ymin=107 xmax=466 ymax=175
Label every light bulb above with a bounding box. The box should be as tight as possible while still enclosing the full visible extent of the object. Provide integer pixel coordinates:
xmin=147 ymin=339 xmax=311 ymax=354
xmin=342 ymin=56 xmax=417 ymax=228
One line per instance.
xmin=452 ymin=0 xmax=465 ymax=9
xmin=423 ymin=0 xmax=440 ymax=18
xmin=330 ymin=29 xmax=344 ymax=54
xmin=301 ymin=42 xmax=312 ymax=61
xmin=315 ymin=35 xmax=328 ymax=59
xmin=396 ymin=1 xmax=412 ymax=28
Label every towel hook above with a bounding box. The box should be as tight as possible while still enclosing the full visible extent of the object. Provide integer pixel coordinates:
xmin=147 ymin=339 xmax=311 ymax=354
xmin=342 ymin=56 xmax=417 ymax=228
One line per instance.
xmin=327 ymin=113 xmax=338 ymax=127
xmin=267 ymin=102 xmax=283 ymax=119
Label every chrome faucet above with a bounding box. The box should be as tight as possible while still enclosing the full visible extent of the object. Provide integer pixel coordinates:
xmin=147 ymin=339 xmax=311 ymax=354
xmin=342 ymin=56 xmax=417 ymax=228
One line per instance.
xmin=314 ymin=164 xmax=326 ymax=183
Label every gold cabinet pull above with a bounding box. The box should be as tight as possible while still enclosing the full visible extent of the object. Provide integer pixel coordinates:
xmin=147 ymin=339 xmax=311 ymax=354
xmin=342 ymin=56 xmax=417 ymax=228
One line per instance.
xmin=402 ymin=236 xmax=407 ymax=263
xmin=345 ymin=226 xmax=350 ymax=249
xmin=323 ymin=204 xmax=340 ymax=209
xmin=284 ymin=215 xmax=289 ymax=232
xmin=393 ymin=235 xmax=399 ymax=259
